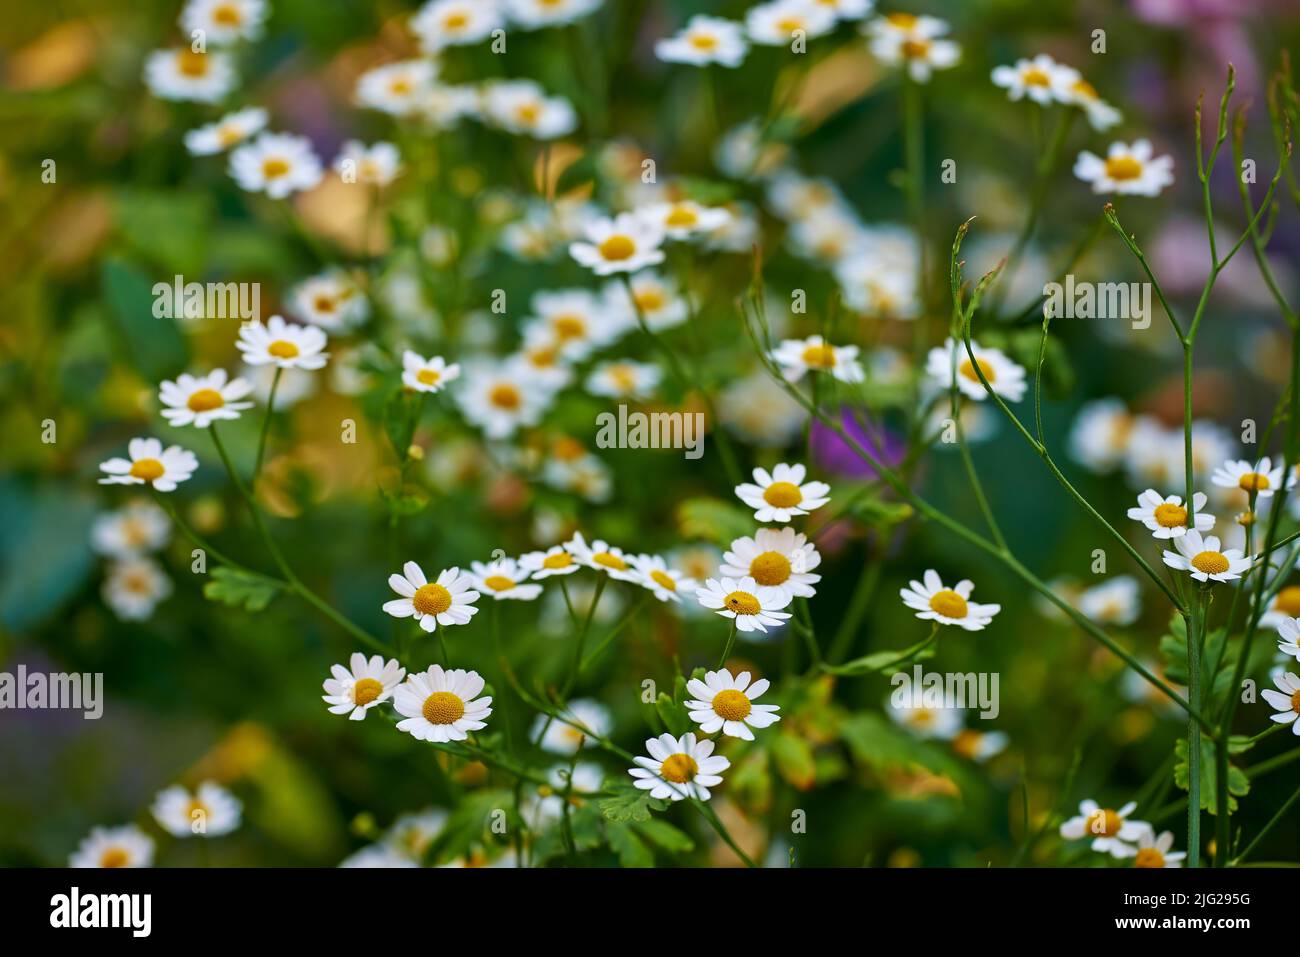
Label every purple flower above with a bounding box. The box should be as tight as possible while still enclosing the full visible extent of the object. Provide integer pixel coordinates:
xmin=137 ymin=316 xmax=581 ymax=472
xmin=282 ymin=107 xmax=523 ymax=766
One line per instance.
xmin=810 ymin=407 xmax=905 ymax=480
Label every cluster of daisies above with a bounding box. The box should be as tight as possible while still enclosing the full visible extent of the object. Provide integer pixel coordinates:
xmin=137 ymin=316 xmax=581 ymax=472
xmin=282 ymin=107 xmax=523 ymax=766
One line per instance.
xmin=70 ymin=781 xmax=241 ymax=868
xmin=1057 ymin=798 xmax=1185 ymax=867
xmin=90 ymin=498 xmax=174 ymax=621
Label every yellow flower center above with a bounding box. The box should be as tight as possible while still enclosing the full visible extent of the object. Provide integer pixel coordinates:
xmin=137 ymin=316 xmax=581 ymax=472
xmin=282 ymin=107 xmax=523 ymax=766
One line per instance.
xmin=689 ymin=32 xmax=718 ymax=50
xmin=422 ymin=691 xmax=465 ymax=725
xmin=593 ymin=551 xmax=628 ymax=571
xmin=1133 ymin=848 xmax=1165 ymax=868
xmin=1274 ymin=586 xmax=1300 ymax=616
xmin=1238 ymin=472 xmax=1270 ymax=492
xmin=212 ymin=3 xmax=243 ymax=26
xmin=389 ymin=78 xmax=412 ymax=96
xmin=542 ymin=552 xmax=572 ymax=570
xmin=801 ymin=343 xmax=838 ymax=368
xmin=417 ymin=368 xmax=440 ymax=386
xmin=489 ymin=383 xmax=522 ymax=409
xmin=762 ymin=481 xmax=803 ymax=508
xmin=1190 ymin=551 xmax=1230 ymax=575
xmin=552 ymin=314 xmax=587 ymax=339
xmin=186 ymin=798 xmax=211 ymax=821
xmin=1073 ymin=78 xmax=1099 ymax=100
xmin=129 ymin=458 xmax=166 ymax=481
xmin=929 ymin=589 xmax=968 ymax=619
xmin=598 ymin=235 xmax=636 ymax=261
xmin=1290 ymin=689 xmax=1300 ymax=713
xmin=176 ymin=50 xmax=210 ymax=77
xmin=217 ymin=125 xmax=243 ymax=146
xmin=712 ymin=689 xmax=752 ymax=722
xmin=634 ymin=287 xmax=666 ymax=312
xmin=267 ymin=339 xmax=299 ymax=359
xmin=776 ymin=16 xmax=805 ymax=33
xmin=99 ymin=847 xmax=130 ymax=868
xmin=664 ymin=205 xmax=699 ymax=228
xmin=484 ymin=575 xmax=515 ymax=592
xmin=444 ymin=12 xmax=469 ymax=30
xmin=313 ymin=295 xmax=336 ymax=313
xmin=607 ymin=364 xmax=639 ymax=392
xmin=412 ymin=583 xmax=453 ymax=616
xmin=959 ymin=356 xmax=996 ymax=384
xmin=750 ymin=551 xmax=792 ymax=587
xmin=515 ymin=102 xmax=541 ymax=125
xmin=887 ymin=12 xmax=918 ymax=28
xmin=352 ymin=677 xmax=384 ymax=706
xmin=901 ymin=38 xmax=931 ymax=59
xmin=1104 ymin=156 xmax=1143 ymax=181
xmin=1085 ymin=808 xmax=1123 ymax=838
xmin=1023 ymin=67 xmax=1051 ymax=87
xmin=659 ymin=753 xmax=698 ymax=784
xmin=952 ymin=729 xmax=982 ymax=759
xmin=1154 ymin=503 xmax=1188 ymax=528
xmin=186 ymin=388 xmax=225 ymax=412
xmin=724 ymin=590 xmax=761 ymax=616
xmin=650 ymin=570 xmax=677 ymax=592
xmin=261 ymin=158 xmax=291 ymax=179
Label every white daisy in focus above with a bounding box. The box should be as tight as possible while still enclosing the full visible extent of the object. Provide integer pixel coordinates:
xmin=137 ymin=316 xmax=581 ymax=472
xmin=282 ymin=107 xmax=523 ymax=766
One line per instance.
xmin=1074 ymin=140 xmax=1174 ymax=196
xmin=655 ymin=15 xmax=749 ymax=68
xmin=143 ymin=48 xmax=235 ymax=103
xmin=236 ymin=315 xmax=329 ymax=371
xmin=770 ymin=335 xmax=865 ymax=384
xmin=564 ymin=531 xmax=640 ymax=582
xmin=745 ymin=0 xmax=836 ymax=47
xmin=629 ymin=732 xmax=729 ymax=801
xmin=585 ymin=360 xmax=661 ymax=401
xmin=323 ymin=653 xmax=406 ymax=721
xmin=1078 ymin=576 xmax=1141 ymax=627
xmin=103 ymin=556 xmax=172 ymax=621
xmin=1161 ymin=530 xmax=1252 ymax=583
xmin=180 ymin=0 xmax=267 ymax=43
xmin=1275 ymin=615 xmax=1300 ymax=660
xmin=990 ymin=54 xmax=1077 ymax=105
xmin=483 ymin=80 xmax=577 ymax=139
xmin=519 ymin=544 xmax=581 ymax=579
xmin=356 ymin=60 xmax=438 ymax=116
xmin=1133 ymin=830 xmax=1186 ymax=868
xmin=685 ymin=668 xmax=781 ymax=740
xmin=531 ymin=698 xmax=611 ymax=753
xmin=1262 ymin=671 xmax=1300 ymax=734
xmin=469 ymin=557 xmax=543 ymax=601
xmin=506 ymin=0 xmax=602 ymax=30
xmin=454 ymin=359 xmax=554 ymax=439
xmin=570 ymin=213 xmax=666 ymax=275
xmin=98 ymin=438 xmax=198 ymax=491
xmin=628 ymin=554 xmax=699 ymax=604
xmin=334 ymin=140 xmax=402 ymax=186
xmin=696 ymin=575 xmax=793 ymax=633
xmin=383 ymin=561 xmax=481 ymax=633
xmin=393 ymin=665 xmax=493 ymax=743
xmin=402 ymin=351 xmax=460 ymax=394
xmin=1065 ymin=76 xmax=1122 ymax=131
xmin=1212 ymin=457 xmax=1290 ymax=498
xmin=288 ymin=269 xmax=369 ymax=331
xmin=899 ymin=569 xmax=1000 ymax=631
xmin=734 ymin=462 xmax=831 ymax=523
xmin=887 ymin=701 xmax=963 ymax=740
xmin=1059 ymin=799 xmax=1152 ymax=858
xmin=229 ymin=132 xmax=324 ymax=199
xmin=1126 ymin=490 xmax=1215 ymax=539
xmin=151 ymin=781 xmax=242 ymax=838
xmin=91 ymin=500 xmax=170 ymax=558
xmin=864 ymin=13 xmax=960 ymax=82
xmin=926 ymin=337 xmax=1027 ymax=403
xmin=184 ymin=107 xmax=268 ymax=155
xmin=69 ymin=825 xmax=154 ymax=868
xmin=159 ymin=369 xmax=255 ymax=428
xmin=640 ymin=201 xmax=732 ymax=241
xmin=412 ymin=0 xmax=504 ymax=52
xmin=720 ymin=527 xmax=820 ymax=601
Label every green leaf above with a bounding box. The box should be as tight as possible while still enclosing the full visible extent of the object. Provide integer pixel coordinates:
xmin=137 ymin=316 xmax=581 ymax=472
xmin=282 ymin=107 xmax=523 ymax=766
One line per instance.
xmin=676 ymin=497 xmax=755 ymax=547
xmin=606 ymin=821 xmax=654 ymax=867
xmin=823 ymin=634 xmax=937 ymax=676
xmin=655 ymin=692 xmax=690 ymax=737
xmin=847 ymin=494 xmax=914 ymax=530
xmin=113 ymin=188 xmax=212 ymax=275
xmin=1173 ymin=737 xmax=1250 ymax=816
xmin=599 ymin=783 xmax=665 ymax=823
xmin=101 ymin=257 xmax=190 ymax=382
xmin=631 ymin=817 xmax=695 ymax=853
xmin=1159 ymin=613 xmax=1237 ymax=701
xmin=771 ymin=731 xmax=817 ymax=790
xmin=203 ymin=566 xmax=283 ymax=612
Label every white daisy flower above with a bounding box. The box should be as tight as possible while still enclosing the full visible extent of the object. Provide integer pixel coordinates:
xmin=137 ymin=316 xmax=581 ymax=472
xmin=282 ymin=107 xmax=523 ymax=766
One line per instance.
xmin=180 ymin=0 xmax=267 ymax=43
xmin=159 ymin=368 xmax=255 ymax=428
xmin=1133 ymin=830 xmax=1186 ymax=868
xmin=143 ymin=48 xmax=235 ymax=103
xmin=1068 ymin=398 xmax=1135 ymax=473
xmin=323 ymin=653 xmax=406 ymax=721
xmin=288 ymin=269 xmax=369 ymax=331
xmin=695 ymin=575 xmax=793 ymax=633
xmin=563 ymin=531 xmax=640 ymax=582
xmin=1127 ymin=489 xmax=1215 ymax=539
xmin=103 ymin=557 xmax=172 ymax=621
xmin=1074 ymin=140 xmax=1174 ymax=196
xmin=236 ymin=315 xmax=329 ymax=371
xmin=384 ymin=808 xmax=448 ymax=861
xmin=570 ymin=213 xmax=666 ymax=276
xmin=734 ymin=462 xmax=831 ymax=523
xmin=655 ymin=15 xmax=749 ymax=68
xmin=229 ymin=132 xmax=324 ymax=199
xmin=899 ymin=569 xmax=1001 ymax=631
xmin=1059 ymin=799 xmax=1152 ymax=858
xmin=91 ymin=500 xmax=170 ymax=558
xmin=1065 ymin=76 xmax=1122 ymax=131
xmin=990 ymin=54 xmax=1077 ymax=105
xmin=835 ymin=257 xmax=920 ymax=319
xmin=334 ymin=140 xmax=402 ymax=186
xmin=745 ymin=0 xmax=837 ymax=47
xmin=1212 ymin=457 xmax=1291 ymax=498
xmin=685 ymin=668 xmax=781 ymax=740
xmin=416 ymin=82 xmax=481 ymax=129
xmin=469 ymin=557 xmax=543 ymax=601
xmin=864 ymin=13 xmax=960 ymax=82
xmin=585 ymin=360 xmax=661 ymax=401
xmin=542 ymin=449 xmax=612 ymax=503
xmin=627 ymin=554 xmax=698 ymax=604
xmin=787 ymin=207 xmax=867 ymax=263
xmin=1161 ymin=530 xmax=1252 ymax=583
xmin=769 ymin=335 xmax=865 ymax=384
xmin=809 ymin=0 xmax=874 ymax=20
xmin=639 ymin=201 xmax=733 ymax=241
xmin=383 ymin=562 xmax=480 ymax=633
xmin=1274 ymin=614 xmax=1300 ymax=659
xmin=629 ymin=732 xmax=730 ymax=801
xmin=526 ymin=287 xmax=626 ymax=360
xmin=703 ymin=200 xmax=761 ymax=252
xmin=605 ymin=272 xmax=688 ymax=333
xmin=184 ymin=107 xmax=268 ymax=155
xmin=926 ymin=337 xmax=1027 ymax=403
xmin=718 ymin=371 xmax=807 ymax=447
xmin=356 ymin=59 xmax=438 ymax=116
xmin=69 ymin=825 xmax=154 ymax=868
xmin=520 ymin=545 xmax=581 ymax=579
xmin=720 ymin=527 xmax=820 ymax=601
xmin=402 ymin=351 xmax=461 ymax=394
xmin=454 ymin=359 xmax=555 ymax=439
xmin=1262 ymin=671 xmax=1300 ymax=734
xmin=151 ymin=782 xmax=242 ymax=838
xmin=506 ymin=0 xmax=602 ymax=29
xmin=952 ymin=728 xmax=1010 ymax=762
xmin=888 ymin=701 xmax=963 ymax=740
xmin=412 ymin=0 xmax=504 ymax=52
xmin=1078 ymin=576 xmax=1141 ymax=627
xmin=98 ymin=437 xmax=199 ymax=491
xmin=531 ymin=698 xmax=611 ymax=753
xmin=339 ymin=845 xmax=420 ymax=868
xmin=482 ymin=80 xmax=578 ymax=139
xmin=393 ymin=665 xmax=493 ymax=743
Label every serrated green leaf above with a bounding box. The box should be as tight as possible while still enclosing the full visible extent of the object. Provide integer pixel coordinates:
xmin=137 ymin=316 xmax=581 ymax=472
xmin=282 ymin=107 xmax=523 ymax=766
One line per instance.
xmin=632 ymin=817 xmax=695 ymax=853
xmin=823 ymin=634 xmax=936 ymax=676
xmin=1173 ymin=737 xmax=1250 ymax=816
xmin=599 ymin=783 xmax=665 ymax=823
xmin=202 ymin=566 xmax=283 ymax=612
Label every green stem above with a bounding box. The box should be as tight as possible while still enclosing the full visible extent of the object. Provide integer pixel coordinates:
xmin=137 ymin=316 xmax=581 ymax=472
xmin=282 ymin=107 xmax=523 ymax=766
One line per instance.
xmin=253 ymin=366 xmax=282 ymax=484
xmin=717 ymin=618 xmax=738 ymax=670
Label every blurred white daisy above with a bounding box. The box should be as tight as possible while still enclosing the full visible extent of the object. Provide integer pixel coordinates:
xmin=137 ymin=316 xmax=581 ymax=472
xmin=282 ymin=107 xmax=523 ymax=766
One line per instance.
xmin=393 ymin=665 xmax=493 ymax=743
xmin=1127 ymin=489 xmax=1215 ymax=539
xmin=770 ymin=335 xmax=865 ymax=383
xmin=180 ymin=0 xmax=267 ymax=42
xmin=384 ymin=808 xmax=448 ymax=861
xmin=92 ymin=500 xmax=170 ymax=558
xmin=383 ymin=561 xmax=481 ymax=632
xmin=356 ymin=60 xmax=438 ymax=116
xmin=735 ymin=462 xmax=831 ymax=522
xmin=1262 ymin=671 xmax=1300 ymax=734
xmin=103 ymin=556 xmax=172 ymax=621
xmin=685 ymin=668 xmax=781 ymax=740
xmin=526 ymin=287 xmax=625 ymax=360
xmin=564 ymin=531 xmax=640 ymax=582
xmin=506 ymin=0 xmax=602 ymax=29
xmin=229 ymin=131 xmax=324 ymax=199
xmin=1133 ymin=830 xmax=1186 ymax=868
xmin=746 ymin=0 xmax=837 ymax=47
xmin=606 ymin=272 xmax=688 ymax=333
xmin=159 ymin=369 xmax=255 ymax=428
xmin=718 ymin=371 xmax=807 ymax=447
xmin=864 ymin=13 xmax=960 ymax=82
xmin=413 ymin=0 xmax=503 ymax=51
xmin=417 ymin=83 xmax=481 ymax=128
xmin=655 ymin=15 xmax=749 ymax=68
xmin=570 ymin=213 xmax=666 ymax=275
xmin=1161 ymin=530 xmax=1251 ymax=583
xmin=339 ymin=845 xmax=420 ymax=868
xmin=888 ymin=701 xmax=963 ymax=740
xmin=184 ymin=107 xmax=268 ymax=155
xmin=288 ymin=269 xmax=369 ymax=331
xmin=628 ymin=553 xmax=699 ymax=604
xmin=483 ymin=80 xmax=578 ymax=139
xmin=899 ymin=570 xmax=1001 ymax=631
xmin=952 ymin=728 xmax=1009 ymax=762
xmin=531 ymin=698 xmax=611 ymax=753
xmin=151 ymin=781 xmax=242 ymax=838
xmin=236 ymin=315 xmax=328 ymax=371
xmin=1059 ymin=799 xmax=1152 ymax=858
xmin=926 ymin=337 xmax=1027 ymax=403
xmin=990 ymin=54 xmax=1077 ymax=105
xmin=323 ymin=653 xmax=406 ymax=721
xmin=629 ymin=732 xmax=729 ymax=801
xmin=1065 ymin=76 xmax=1122 ymax=131
xmin=469 ymin=557 xmax=543 ymax=601
xmin=454 ymin=359 xmax=555 ymax=439
xmin=1068 ymin=398 xmax=1135 ymax=473
xmin=143 ymin=48 xmax=235 ymax=102
xmin=1074 ymin=140 xmax=1174 ymax=196
xmin=402 ymin=351 xmax=461 ymax=394
xmin=585 ymin=360 xmax=661 ymax=401
xmin=696 ymin=575 xmax=793 ymax=633
xmin=640 ymin=201 xmax=733 ymax=241
xmin=69 ymin=825 xmax=154 ymax=868
xmin=720 ymin=527 xmax=820 ymax=601
xmin=1275 ymin=615 xmax=1300 ymax=660
xmin=334 ymin=140 xmax=402 ymax=186
xmin=1078 ymin=576 xmax=1141 ymax=627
